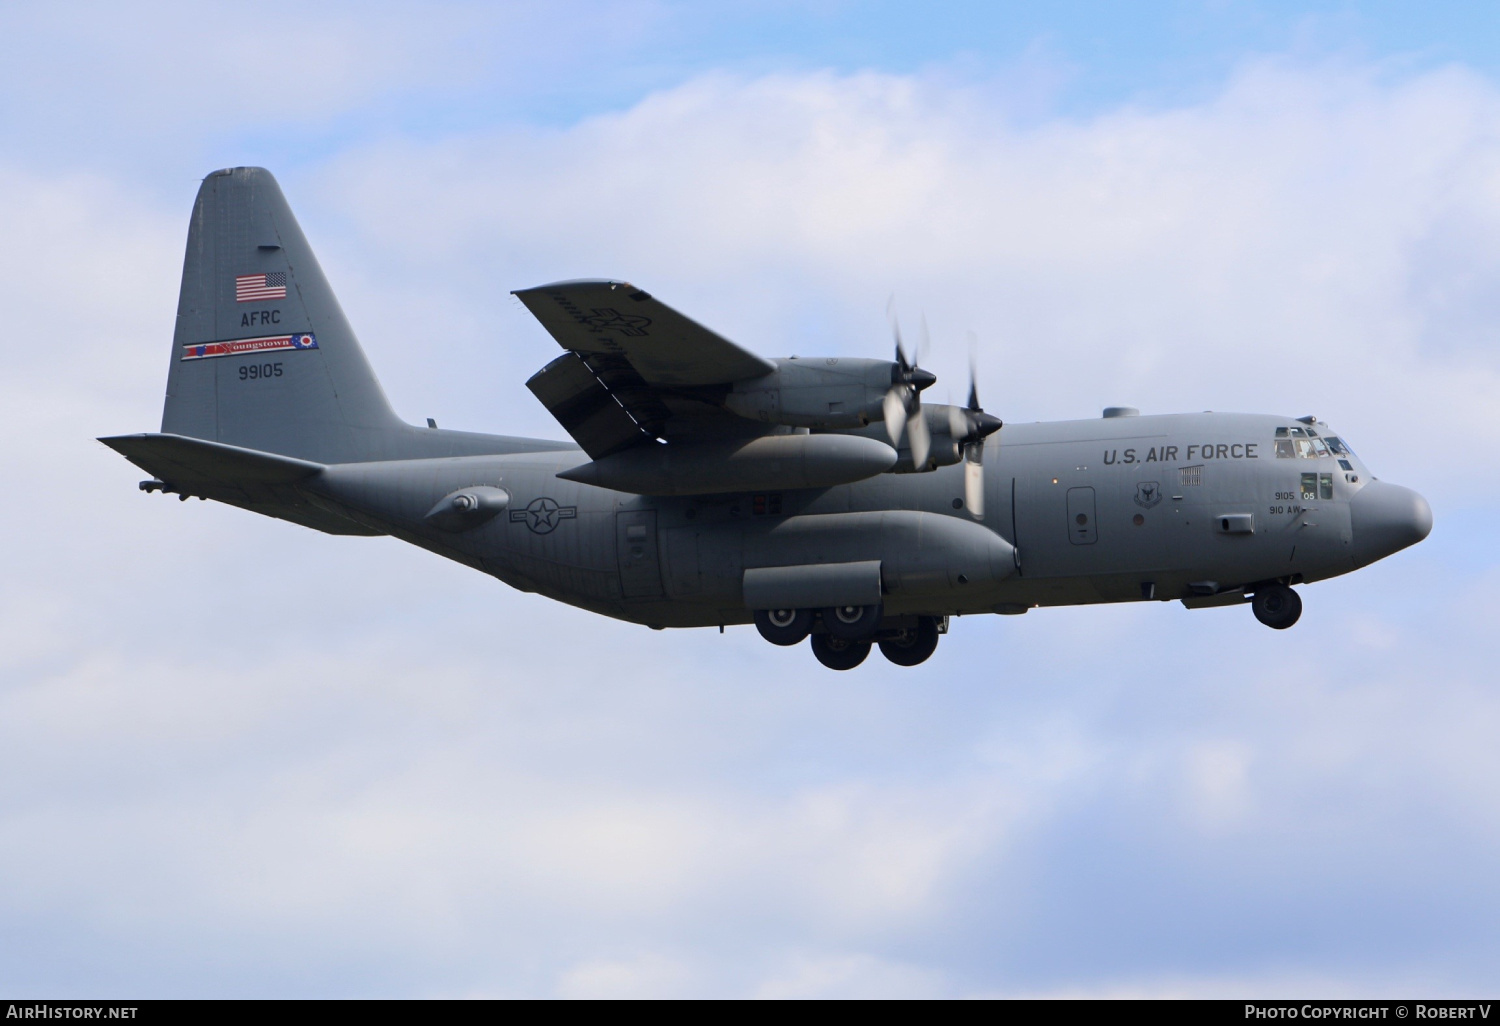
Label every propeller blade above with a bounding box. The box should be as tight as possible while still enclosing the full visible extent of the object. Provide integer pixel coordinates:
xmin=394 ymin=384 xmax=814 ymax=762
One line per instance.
xmin=947 ymin=403 xmax=969 ymax=440
xmin=966 ymin=333 xmax=981 ymax=411
xmin=908 ymin=407 xmax=930 ymax=469
xmin=888 ymin=299 xmax=911 ymax=372
xmin=958 ymin=330 xmax=994 ymax=511
xmin=964 ymin=456 xmax=984 ymax=519
xmin=883 ymin=388 xmax=907 ymax=446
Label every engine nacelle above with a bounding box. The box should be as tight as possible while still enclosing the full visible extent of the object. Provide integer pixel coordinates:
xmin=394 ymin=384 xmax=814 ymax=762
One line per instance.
xmin=556 ymin=432 xmax=898 ymax=496
xmin=724 ymin=357 xmax=896 ymax=429
xmin=835 ymin=405 xmax=966 ymax=473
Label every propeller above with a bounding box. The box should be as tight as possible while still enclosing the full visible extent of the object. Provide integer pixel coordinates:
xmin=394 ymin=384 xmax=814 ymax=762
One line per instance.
xmin=882 ymin=305 xmax=937 ymax=468
xmin=945 ymin=345 xmax=1003 ymax=518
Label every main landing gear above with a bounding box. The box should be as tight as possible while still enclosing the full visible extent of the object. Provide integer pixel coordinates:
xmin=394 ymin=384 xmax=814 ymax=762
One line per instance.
xmin=753 ymin=608 xmax=814 ymax=646
xmin=1252 ymin=583 xmax=1302 ymax=630
xmin=878 ymin=618 xmax=940 ymax=666
xmin=755 ymin=607 xmax=945 ymax=670
xmin=811 ymin=633 xmax=872 ymax=670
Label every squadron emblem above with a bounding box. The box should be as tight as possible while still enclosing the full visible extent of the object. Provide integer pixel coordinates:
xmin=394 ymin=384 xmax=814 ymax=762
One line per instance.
xmin=1134 ymin=481 xmax=1163 ymax=509
xmin=510 ymin=496 xmax=578 ymax=534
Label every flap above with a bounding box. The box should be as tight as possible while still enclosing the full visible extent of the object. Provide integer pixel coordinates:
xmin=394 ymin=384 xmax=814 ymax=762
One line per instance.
xmin=513 ymin=280 xmax=775 ymax=386
xmin=525 ymin=352 xmax=650 ymax=459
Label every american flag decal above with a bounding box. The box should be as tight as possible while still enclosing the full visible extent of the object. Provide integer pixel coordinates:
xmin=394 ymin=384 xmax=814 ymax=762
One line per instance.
xmin=181 ymin=332 xmax=317 ymax=360
xmin=235 ymin=272 xmax=287 ymax=302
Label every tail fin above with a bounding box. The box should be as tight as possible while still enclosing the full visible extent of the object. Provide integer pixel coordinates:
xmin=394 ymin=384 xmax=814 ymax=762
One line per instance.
xmin=163 ymin=166 xmax=405 ymax=463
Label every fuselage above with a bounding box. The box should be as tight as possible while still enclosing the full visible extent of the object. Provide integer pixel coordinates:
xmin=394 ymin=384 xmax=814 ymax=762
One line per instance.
xmin=108 ymin=166 xmax=1436 ymax=671
xmin=306 ymin=410 xmax=1432 ymax=629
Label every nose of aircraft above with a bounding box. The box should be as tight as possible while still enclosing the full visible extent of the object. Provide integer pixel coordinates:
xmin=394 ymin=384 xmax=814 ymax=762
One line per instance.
xmin=1350 ymin=480 xmax=1433 ymax=560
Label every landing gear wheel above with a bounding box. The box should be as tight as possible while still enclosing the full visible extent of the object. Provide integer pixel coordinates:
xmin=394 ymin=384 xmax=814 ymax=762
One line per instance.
xmin=879 ymin=617 xmax=940 ymax=666
xmin=811 ymin=633 xmax=871 ymax=671
xmin=1252 ymin=585 xmax=1302 ymax=629
xmin=822 ymin=603 xmax=883 ymax=641
xmin=754 ymin=608 xmax=813 ymax=646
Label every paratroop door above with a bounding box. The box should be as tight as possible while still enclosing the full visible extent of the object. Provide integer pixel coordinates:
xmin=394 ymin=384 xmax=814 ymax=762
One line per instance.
xmin=617 ymin=510 xmax=664 ymax=598
xmin=1066 ymin=487 xmax=1097 ymax=545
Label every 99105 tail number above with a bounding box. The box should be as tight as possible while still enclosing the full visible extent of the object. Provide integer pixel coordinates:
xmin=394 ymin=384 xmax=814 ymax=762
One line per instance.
xmin=238 ymin=362 xmax=282 ymax=380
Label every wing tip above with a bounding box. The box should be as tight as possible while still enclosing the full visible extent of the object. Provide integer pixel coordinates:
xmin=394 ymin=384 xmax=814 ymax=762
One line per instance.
xmin=98 ymin=432 xmax=154 ymax=454
xmin=512 ymin=278 xmax=635 ymax=298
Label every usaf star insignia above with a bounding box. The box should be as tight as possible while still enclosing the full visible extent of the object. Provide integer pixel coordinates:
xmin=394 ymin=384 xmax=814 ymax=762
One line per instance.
xmin=510 ymin=496 xmax=578 ymax=534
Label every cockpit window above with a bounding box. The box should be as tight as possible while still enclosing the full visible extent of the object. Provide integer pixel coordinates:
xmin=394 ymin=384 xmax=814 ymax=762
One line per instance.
xmin=1276 ymin=426 xmax=1338 ymax=458
xmin=1325 ymin=436 xmax=1352 ymax=456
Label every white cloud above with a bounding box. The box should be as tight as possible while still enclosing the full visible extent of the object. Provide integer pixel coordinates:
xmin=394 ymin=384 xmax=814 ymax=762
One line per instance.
xmin=0 ymin=1 xmax=669 ymax=176
xmin=318 ymin=59 xmax=1500 ymax=503
xmin=556 ymin=952 xmax=694 ymax=999
xmin=753 ymin=951 xmax=947 ymax=999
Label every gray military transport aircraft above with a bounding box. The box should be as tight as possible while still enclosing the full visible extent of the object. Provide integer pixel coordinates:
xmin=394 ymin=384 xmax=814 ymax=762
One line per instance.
xmin=103 ymin=168 xmax=1433 ymax=670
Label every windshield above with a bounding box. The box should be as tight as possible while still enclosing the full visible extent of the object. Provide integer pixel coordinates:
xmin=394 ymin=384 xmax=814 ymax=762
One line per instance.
xmin=1275 ymin=426 xmax=1352 ymax=459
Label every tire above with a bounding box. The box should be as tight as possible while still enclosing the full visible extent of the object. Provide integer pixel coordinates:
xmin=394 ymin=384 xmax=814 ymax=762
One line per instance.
xmin=1252 ymin=584 xmax=1302 ymax=629
xmin=879 ymin=617 xmax=940 ymax=666
xmin=754 ymin=608 xmax=813 ymax=646
xmin=811 ymin=633 xmax=871 ymax=671
xmin=822 ymin=603 xmax=883 ymax=641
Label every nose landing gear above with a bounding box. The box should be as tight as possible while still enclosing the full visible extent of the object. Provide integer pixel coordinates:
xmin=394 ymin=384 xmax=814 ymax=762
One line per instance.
xmin=1252 ymin=584 xmax=1302 ymax=629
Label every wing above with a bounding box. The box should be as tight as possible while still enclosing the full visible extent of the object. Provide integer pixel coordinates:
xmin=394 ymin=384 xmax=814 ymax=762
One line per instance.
xmin=514 ymin=279 xmax=773 ymax=386
xmin=516 ymin=280 xmax=775 ymax=458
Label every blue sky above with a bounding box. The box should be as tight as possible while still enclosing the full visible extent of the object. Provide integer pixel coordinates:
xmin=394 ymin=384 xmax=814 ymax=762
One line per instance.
xmin=14 ymin=2 xmax=1500 ymax=179
xmin=2 ymin=1 xmax=1499 ymax=998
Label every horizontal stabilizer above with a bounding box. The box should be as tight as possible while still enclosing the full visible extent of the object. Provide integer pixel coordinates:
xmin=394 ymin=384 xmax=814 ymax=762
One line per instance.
xmin=99 ymin=433 xmax=378 ymax=536
xmin=102 ymin=432 xmax=323 ymax=484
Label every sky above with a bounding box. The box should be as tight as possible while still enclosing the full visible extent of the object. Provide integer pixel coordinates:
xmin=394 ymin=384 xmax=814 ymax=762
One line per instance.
xmin=2 ymin=0 xmax=1499 ymax=998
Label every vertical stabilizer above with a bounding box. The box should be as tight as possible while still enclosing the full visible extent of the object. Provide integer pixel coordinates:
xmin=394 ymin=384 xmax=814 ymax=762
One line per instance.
xmin=163 ymin=167 xmax=404 ymax=463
